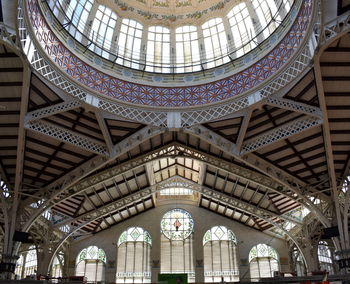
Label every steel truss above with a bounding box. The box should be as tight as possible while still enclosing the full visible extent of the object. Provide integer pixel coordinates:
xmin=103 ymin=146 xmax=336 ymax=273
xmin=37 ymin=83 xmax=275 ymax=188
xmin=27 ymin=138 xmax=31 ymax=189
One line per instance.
xmin=25 ymin=119 xmax=109 ymax=156
xmin=25 ymin=100 xmax=82 ymax=122
xmin=48 ymin=175 xmax=306 ymax=268
xmin=185 ymin=125 xmax=331 ymax=227
xmin=50 ymin=143 xmax=305 ymax=226
xmin=17 ymin=0 xmax=320 ymax=126
xmin=241 ymin=116 xmax=323 ymax=154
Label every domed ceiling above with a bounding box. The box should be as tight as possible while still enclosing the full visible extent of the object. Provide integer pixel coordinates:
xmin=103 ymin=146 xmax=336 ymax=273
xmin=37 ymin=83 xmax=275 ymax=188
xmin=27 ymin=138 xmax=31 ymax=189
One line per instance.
xmin=97 ymin=0 xmax=234 ymax=24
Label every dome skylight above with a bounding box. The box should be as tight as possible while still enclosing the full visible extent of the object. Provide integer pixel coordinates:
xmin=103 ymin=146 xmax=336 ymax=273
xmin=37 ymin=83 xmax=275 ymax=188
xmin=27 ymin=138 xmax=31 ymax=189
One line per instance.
xmin=47 ymin=0 xmax=294 ymax=73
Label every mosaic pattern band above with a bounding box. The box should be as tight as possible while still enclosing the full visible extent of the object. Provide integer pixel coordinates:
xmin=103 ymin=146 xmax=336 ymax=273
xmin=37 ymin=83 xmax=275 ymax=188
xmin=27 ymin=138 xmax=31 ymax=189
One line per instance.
xmin=27 ymin=0 xmax=312 ymax=107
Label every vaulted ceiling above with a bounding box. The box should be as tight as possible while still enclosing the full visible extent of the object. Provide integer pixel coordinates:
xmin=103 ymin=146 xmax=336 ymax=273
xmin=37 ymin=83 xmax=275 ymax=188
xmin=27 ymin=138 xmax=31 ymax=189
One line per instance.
xmin=1 ymin=30 xmax=350 ymax=246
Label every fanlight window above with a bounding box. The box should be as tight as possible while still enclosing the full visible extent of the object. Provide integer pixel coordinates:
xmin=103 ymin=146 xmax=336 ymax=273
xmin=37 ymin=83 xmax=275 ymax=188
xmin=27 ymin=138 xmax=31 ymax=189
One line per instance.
xmin=160 ymin=209 xmax=195 ymax=282
xmin=202 ymin=18 xmax=229 ymax=69
xmin=76 ymin=246 xmax=106 ymax=283
xmin=161 ymin=208 xmax=194 ymax=240
xmin=90 ymin=5 xmax=117 ymax=58
xmin=160 ymin=187 xmax=193 ymax=195
xmin=318 ymin=241 xmax=334 ymax=274
xmin=249 ymin=244 xmax=279 ymax=280
xmin=116 ymin=227 xmax=152 ymax=283
xmin=203 ymin=226 xmax=239 ymax=282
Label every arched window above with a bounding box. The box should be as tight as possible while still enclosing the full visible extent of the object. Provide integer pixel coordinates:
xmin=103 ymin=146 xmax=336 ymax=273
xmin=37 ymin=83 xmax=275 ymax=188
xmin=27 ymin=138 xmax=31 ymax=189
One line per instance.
xmin=75 ymin=246 xmax=106 ymax=282
xmin=25 ymin=246 xmax=37 ymax=278
xmin=175 ymin=26 xmax=200 ymax=73
xmin=90 ymin=5 xmax=117 ymax=58
xmin=66 ymin=0 xmax=94 ymax=41
xmin=116 ymin=19 xmax=143 ymax=69
xmin=202 ymin=18 xmax=229 ymax=69
xmin=318 ymin=241 xmax=334 ymax=274
xmin=249 ymin=244 xmax=279 ymax=280
xmin=15 ymin=255 xmax=24 ymax=279
xmin=227 ymin=3 xmax=256 ymax=57
xmin=251 ymin=0 xmax=281 ymax=39
xmin=116 ymin=227 xmax=152 ymax=283
xmin=160 ymin=209 xmax=195 ymax=282
xmin=203 ymin=226 xmax=239 ymax=282
xmin=51 ymin=251 xmax=64 ymax=279
xmin=146 ymin=26 xmax=171 ymax=73
xmin=291 ymin=249 xmax=305 ymax=276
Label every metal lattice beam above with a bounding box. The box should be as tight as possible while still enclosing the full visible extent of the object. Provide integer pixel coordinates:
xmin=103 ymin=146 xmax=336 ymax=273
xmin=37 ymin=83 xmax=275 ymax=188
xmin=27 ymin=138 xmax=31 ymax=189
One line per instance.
xmin=20 ymin=126 xmax=165 ymax=233
xmin=54 ymin=175 xmax=302 ymax=228
xmin=266 ymin=96 xmax=322 ymax=118
xmin=49 ymin=175 xmax=306 ymax=267
xmin=25 ymin=119 xmax=108 ymax=156
xmin=241 ymin=116 xmax=323 ymax=154
xmin=185 ymin=125 xmax=331 ymax=227
xmin=25 ymin=100 xmax=82 ymax=122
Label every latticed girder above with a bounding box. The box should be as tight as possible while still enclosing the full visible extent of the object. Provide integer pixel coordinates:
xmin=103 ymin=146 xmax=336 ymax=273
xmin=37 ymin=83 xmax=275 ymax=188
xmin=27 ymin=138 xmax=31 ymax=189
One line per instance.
xmin=17 ymin=0 xmax=318 ymax=127
xmin=49 ymin=142 xmax=299 ymax=210
xmin=25 ymin=100 xmax=82 ymax=122
xmin=53 ymin=175 xmax=302 ymax=228
xmin=241 ymin=116 xmax=323 ymax=154
xmin=320 ymin=10 xmax=350 ymax=45
xmin=48 ymin=175 xmax=306 ymax=266
xmin=265 ymin=96 xmax=322 ymax=118
xmin=185 ymin=126 xmax=331 ymax=227
xmin=25 ymin=119 xmax=109 ymax=156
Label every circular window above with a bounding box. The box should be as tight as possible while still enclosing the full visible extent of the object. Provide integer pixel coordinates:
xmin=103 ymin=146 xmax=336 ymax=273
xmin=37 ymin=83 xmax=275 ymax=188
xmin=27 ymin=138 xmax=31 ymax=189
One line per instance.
xmin=160 ymin=208 xmax=194 ymax=240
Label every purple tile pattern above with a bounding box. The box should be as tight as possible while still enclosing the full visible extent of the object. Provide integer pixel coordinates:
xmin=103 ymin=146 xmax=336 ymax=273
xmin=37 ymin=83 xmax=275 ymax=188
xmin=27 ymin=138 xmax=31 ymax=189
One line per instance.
xmin=27 ymin=0 xmax=312 ymax=107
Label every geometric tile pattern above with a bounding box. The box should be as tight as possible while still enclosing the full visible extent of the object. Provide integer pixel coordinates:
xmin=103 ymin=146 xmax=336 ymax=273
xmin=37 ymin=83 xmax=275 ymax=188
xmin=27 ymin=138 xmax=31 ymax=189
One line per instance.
xmin=27 ymin=0 xmax=312 ymax=107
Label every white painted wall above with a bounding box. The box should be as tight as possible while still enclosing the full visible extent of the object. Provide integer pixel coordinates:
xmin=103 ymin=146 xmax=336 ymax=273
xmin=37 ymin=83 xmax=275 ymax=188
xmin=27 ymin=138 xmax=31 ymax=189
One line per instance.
xmin=67 ymin=204 xmax=291 ymax=283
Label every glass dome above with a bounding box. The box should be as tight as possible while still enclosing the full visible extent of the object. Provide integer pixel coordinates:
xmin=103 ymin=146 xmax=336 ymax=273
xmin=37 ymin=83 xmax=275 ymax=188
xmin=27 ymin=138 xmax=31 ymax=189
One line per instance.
xmin=47 ymin=0 xmax=294 ymax=73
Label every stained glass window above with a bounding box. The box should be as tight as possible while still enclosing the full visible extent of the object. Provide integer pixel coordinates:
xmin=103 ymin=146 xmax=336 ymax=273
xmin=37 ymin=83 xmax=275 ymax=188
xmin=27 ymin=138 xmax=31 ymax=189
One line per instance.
xmin=116 ymin=227 xmax=152 ymax=283
xmin=160 ymin=208 xmax=194 ymax=240
xmin=117 ymin=227 xmax=152 ymax=246
xmin=203 ymin=226 xmax=239 ymax=282
xmin=160 ymin=209 xmax=195 ymax=282
xmin=203 ymin=226 xmax=237 ymax=245
xmin=249 ymin=244 xmax=279 ymax=280
xmin=76 ymin=246 xmax=106 ymax=282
